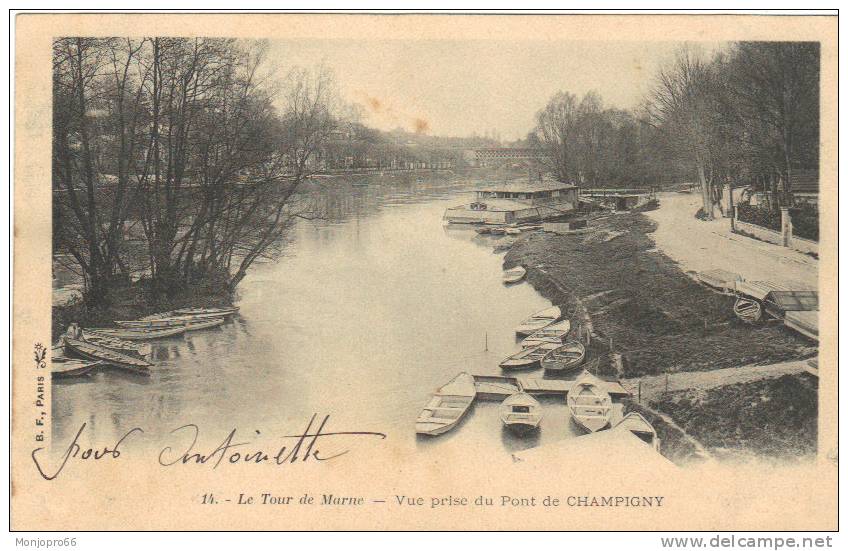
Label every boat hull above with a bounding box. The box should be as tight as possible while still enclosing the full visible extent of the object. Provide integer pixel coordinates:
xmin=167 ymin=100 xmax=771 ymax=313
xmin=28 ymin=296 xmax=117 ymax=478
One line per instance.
xmin=567 ymin=371 xmax=612 ymax=433
xmin=541 ymin=341 xmax=586 ymax=374
xmin=86 ymin=325 xmax=188 ymax=340
xmin=733 ymin=297 xmax=762 ymax=323
xmin=499 ymin=392 xmax=542 ymax=435
xmin=184 ymin=317 xmax=225 ymax=331
xmin=416 ymin=372 xmax=476 ymax=436
xmin=64 ymin=337 xmax=153 ymax=375
xmin=51 ymin=358 xmax=102 ymax=379
xmin=502 ymin=420 xmax=540 ymax=435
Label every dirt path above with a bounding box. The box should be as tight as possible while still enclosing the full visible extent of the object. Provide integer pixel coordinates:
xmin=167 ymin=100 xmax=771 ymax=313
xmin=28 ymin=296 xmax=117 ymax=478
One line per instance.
xmin=620 ymin=358 xmax=812 ymax=404
xmin=645 ymin=193 xmax=818 ymax=289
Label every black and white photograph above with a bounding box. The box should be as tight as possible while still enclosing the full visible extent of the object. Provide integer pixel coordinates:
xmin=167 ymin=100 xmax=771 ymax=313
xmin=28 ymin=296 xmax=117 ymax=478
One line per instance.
xmin=10 ymin=11 xmax=837 ymax=534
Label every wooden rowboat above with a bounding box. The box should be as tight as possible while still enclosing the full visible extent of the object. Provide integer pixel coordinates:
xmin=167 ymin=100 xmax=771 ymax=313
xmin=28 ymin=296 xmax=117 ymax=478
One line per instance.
xmin=85 ymin=325 xmax=188 ymax=341
xmin=505 ymin=227 xmax=522 ymax=236
xmin=63 ymin=337 xmax=153 ymax=375
xmin=616 ymin=412 xmax=659 ymax=451
xmin=521 ymin=319 xmax=571 ymax=348
xmin=567 ymin=370 xmax=612 ymax=433
xmin=184 ymin=317 xmax=225 ymax=331
xmin=174 ymin=306 xmax=239 ymax=318
xmin=140 ymin=306 xmax=239 ymax=321
xmin=416 ymin=372 xmax=476 ymax=436
xmin=499 ymin=392 xmax=542 ymax=435
xmin=78 ymin=333 xmax=152 ymax=359
xmin=475 ymin=226 xmax=492 ymax=235
xmin=52 ymin=357 xmax=103 ymax=379
xmin=503 ymin=266 xmax=527 ymax=284
xmin=540 ymin=341 xmax=586 ymax=374
xmin=515 ymin=306 xmax=561 ymax=337
xmin=116 ymin=318 xmax=188 ymax=328
xmin=733 ymin=297 xmax=762 ymax=323
xmin=499 ymin=341 xmax=560 ymax=370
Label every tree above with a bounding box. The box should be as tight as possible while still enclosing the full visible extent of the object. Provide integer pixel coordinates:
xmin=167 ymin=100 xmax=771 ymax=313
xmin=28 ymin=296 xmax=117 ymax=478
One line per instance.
xmin=53 ymin=37 xmax=340 ymax=307
xmin=647 ymin=46 xmax=720 ymax=218
xmin=533 ymin=91 xmax=579 ymax=183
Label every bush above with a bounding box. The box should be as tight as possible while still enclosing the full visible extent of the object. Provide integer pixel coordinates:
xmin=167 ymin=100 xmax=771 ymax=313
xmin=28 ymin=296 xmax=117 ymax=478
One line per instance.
xmin=736 ymin=203 xmax=782 ymax=232
xmin=789 ymin=204 xmax=819 ymax=242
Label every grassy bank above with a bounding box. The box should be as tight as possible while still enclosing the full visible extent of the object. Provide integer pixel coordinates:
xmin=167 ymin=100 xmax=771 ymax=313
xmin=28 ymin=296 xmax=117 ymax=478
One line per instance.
xmin=650 ymin=373 xmax=818 ymax=461
xmin=52 ymin=277 xmax=234 ymax=342
xmin=505 ymin=212 xmax=814 ymax=378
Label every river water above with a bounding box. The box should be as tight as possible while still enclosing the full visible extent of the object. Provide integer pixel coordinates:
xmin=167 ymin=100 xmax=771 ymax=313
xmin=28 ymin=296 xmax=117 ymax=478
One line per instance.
xmin=52 ymin=174 xmax=584 ymax=461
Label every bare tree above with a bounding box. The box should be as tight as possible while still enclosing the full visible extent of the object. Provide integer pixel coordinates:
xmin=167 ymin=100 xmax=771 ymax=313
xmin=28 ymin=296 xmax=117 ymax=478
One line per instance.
xmin=647 ymin=46 xmax=719 ymax=218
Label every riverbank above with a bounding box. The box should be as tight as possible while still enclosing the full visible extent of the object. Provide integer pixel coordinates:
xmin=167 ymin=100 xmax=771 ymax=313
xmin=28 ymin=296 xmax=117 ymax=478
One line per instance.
xmin=503 ymin=207 xmax=817 ymax=462
xmin=505 ymin=212 xmax=814 ymax=378
xmin=51 ymin=278 xmax=234 ymax=342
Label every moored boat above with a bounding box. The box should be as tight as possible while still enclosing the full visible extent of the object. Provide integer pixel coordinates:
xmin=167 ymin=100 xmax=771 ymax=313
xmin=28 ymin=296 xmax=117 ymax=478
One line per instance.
xmin=540 ymin=341 xmax=586 ymax=374
xmin=616 ymin=412 xmax=659 ymax=451
xmin=85 ymin=324 xmax=188 ymax=341
xmin=499 ymin=341 xmax=560 ymax=370
xmin=499 ymin=392 xmax=542 ymax=435
xmin=80 ymin=333 xmax=152 ymax=358
xmin=475 ymin=226 xmax=493 ymax=235
xmin=184 ymin=317 xmax=225 ymax=331
xmin=115 ymin=318 xmax=188 ymax=328
xmin=733 ymin=297 xmax=762 ymax=323
xmin=505 ymin=227 xmax=522 ymax=235
xmin=503 ymin=266 xmax=526 ymax=284
xmin=63 ymin=337 xmax=153 ymax=375
xmin=52 ymin=357 xmax=103 ymax=379
xmin=515 ymin=306 xmax=561 ymax=336
xmin=416 ymin=372 xmax=476 ymax=436
xmin=63 ymin=323 xmax=153 ymax=358
xmin=173 ymin=306 xmax=240 ymax=318
xmin=490 ymin=227 xmax=507 ymax=236
xmin=141 ymin=306 xmax=239 ymax=321
xmin=567 ymin=370 xmax=612 ymax=433
xmin=521 ymin=319 xmax=571 ymax=348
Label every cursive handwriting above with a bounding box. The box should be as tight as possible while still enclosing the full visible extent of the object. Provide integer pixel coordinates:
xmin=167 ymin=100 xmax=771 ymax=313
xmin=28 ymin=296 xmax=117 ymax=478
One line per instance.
xmin=158 ymin=414 xmax=386 ymax=468
xmin=31 ymin=422 xmax=144 ymax=481
xmin=31 ymin=414 xmax=386 ymax=480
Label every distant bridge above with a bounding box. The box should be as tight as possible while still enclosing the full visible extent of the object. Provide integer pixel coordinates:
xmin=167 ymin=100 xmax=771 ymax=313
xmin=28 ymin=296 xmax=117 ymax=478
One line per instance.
xmin=471 ymin=147 xmax=551 ymax=167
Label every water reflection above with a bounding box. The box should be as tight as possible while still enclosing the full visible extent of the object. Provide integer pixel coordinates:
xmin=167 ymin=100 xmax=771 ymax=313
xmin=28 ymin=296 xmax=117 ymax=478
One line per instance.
xmin=52 ymin=173 xmax=582 ymax=460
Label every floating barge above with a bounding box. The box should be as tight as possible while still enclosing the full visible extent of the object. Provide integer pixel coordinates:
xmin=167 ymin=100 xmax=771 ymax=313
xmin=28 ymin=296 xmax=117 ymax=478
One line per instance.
xmin=444 ymin=181 xmax=579 ymax=225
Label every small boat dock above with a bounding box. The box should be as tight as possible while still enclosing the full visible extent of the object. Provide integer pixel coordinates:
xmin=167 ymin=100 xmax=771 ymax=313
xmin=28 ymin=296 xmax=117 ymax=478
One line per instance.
xmin=471 ymin=374 xmax=630 ymax=401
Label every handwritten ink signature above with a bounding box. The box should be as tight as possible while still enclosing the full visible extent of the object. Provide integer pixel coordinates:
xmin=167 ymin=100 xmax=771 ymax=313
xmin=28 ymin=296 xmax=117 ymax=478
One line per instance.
xmin=31 ymin=414 xmax=386 ymax=481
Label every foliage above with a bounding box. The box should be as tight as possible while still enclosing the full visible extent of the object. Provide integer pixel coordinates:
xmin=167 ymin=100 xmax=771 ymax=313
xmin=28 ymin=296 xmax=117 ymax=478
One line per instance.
xmin=789 ymin=203 xmax=819 ymax=242
xmin=52 ymin=37 xmax=339 ymax=306
xmin=736 ymin=203 xmax=782 ymax=232
xmin=530 ymin=43 xmax=820 ymax=220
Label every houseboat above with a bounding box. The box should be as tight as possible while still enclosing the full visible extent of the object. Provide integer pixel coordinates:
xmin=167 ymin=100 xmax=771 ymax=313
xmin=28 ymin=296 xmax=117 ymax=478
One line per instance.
xmin=443 ymin=180 xmax=579 ymax=225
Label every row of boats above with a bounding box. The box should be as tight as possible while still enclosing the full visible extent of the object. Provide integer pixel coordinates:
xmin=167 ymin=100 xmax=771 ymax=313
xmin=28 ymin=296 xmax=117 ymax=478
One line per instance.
xmin=416 ymin=300 xmax=617 ymax=437
xmin=502 ymin=306 xmax=585 ymax=374
xmin=51 ymin=306 xmax=240 ymax=379
xmin=416 ymin=369 xmax=617 ymax=438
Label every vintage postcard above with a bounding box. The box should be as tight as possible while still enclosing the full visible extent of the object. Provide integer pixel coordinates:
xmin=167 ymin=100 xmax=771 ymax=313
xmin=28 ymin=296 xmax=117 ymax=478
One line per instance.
xmin=11 ymin=12 xmax=837 ymax=531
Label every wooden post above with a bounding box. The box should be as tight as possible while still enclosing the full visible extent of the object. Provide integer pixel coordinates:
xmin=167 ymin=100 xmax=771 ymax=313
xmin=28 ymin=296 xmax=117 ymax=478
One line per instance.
xmin=484 ymin=332 xmax=488 ymax=352
xmin=638 ymin=381 xmax=642 ymax=404
xmin=608 ymin=336 xmax=613 ymax=351
xmin=665 ymin=373 xmax=669 ymax=393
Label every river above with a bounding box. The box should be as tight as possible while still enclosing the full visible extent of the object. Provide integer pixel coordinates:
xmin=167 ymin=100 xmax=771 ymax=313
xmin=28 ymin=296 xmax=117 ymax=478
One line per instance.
xmin=52 ymin=173 xmax=585 ymax=462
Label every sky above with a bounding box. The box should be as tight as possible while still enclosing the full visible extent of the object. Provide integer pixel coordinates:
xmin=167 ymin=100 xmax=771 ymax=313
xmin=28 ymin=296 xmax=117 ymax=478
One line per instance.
xmin=267 ymin=39 xmax=716 ymax=141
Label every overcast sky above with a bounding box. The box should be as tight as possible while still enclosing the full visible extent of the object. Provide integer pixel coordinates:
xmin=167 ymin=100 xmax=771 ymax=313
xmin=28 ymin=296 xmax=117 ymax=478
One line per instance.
xmin=268 ymin=40 xmax=716 ymax=140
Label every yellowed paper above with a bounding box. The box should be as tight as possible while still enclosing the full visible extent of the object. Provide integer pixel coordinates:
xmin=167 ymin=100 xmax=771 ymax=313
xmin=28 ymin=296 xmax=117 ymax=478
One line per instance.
xmin=13 ymin=13 xmax=837 ymax=531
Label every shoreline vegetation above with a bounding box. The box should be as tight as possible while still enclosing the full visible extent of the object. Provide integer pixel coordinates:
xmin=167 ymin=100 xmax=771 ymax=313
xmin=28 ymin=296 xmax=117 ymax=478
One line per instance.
xmin=504 ymin=208 xmax=817 ymax=465
xmin=52 ymin=37 xmax=819 ymax=465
